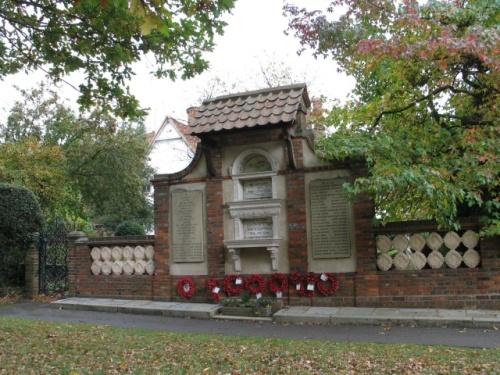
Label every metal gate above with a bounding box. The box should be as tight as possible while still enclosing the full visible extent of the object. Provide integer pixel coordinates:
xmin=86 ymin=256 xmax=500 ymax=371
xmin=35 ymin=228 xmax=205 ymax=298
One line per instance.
xmin=39 ymin=220 xmax=68 ymax=294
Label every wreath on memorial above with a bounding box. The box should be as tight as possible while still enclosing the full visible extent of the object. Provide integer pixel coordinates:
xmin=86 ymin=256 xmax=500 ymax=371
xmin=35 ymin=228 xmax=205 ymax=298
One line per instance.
xmin=244 ymin=274 xmax=266 ymax=295
xmin=268 ymin=273 xmax=288 ymax=297
xmin=300 ymin=272 xmax=318 ymax=297
xmin=316 ymin=273 xmax=340 ymax=296
xmin=224 ymin=274 xmax=244 ymax=296
xmin=177 ymin=277 xmax=196 ymax=299
xmin=207 ymin=279 xmax=223 ymax=303
xmin=289 ymin=272 xmax=305 ymax=295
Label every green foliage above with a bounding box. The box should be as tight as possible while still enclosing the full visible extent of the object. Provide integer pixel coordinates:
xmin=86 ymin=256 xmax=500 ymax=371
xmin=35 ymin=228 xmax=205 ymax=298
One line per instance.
xmin=0 ymin=0 xmax=235 ymax=119
xmin=0 ymin=86 xmax=153 ymax=230
xmin=286 ymin=0 xmax=500 ymax=235
xmin=114 ymin=220 xmax=145 ymax=236
xmin=0 ymin=184 xmax=43 ymax=254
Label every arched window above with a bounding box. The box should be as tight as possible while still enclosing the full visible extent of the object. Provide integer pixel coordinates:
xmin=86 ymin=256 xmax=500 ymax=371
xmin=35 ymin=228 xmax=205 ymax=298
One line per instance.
xmin=241 ymin=154 xmax=272 ymax=173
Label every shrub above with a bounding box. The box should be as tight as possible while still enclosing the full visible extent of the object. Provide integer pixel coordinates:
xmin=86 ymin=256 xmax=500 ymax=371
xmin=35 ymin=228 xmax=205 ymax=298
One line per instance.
xmin=0 ymin=184 xmax=43 ymax=254
xmin=114 ymin=220 xmax=145 ymax=236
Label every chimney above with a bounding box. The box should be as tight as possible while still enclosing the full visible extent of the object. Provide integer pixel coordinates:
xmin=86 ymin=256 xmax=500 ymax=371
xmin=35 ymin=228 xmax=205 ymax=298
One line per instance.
xmin=186 ymin=106 xmax=199 ymax=125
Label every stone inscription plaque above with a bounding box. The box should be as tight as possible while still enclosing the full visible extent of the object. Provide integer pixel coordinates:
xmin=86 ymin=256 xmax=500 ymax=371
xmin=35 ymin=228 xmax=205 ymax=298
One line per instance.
xmin=310 ymin=178 xmax=352 ymax=259
xmin=244 ymin=219 xmax=273 ymax=239
xmin=243 ymin=178 xmax=272 ymax=200
xmin=171 ymin=189 xmax=204 ymax=262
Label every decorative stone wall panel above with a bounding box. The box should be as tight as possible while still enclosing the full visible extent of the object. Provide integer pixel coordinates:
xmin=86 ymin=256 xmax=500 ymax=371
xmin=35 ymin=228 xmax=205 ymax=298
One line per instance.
xmin=90 ymin=245 xmax=156 ymax=276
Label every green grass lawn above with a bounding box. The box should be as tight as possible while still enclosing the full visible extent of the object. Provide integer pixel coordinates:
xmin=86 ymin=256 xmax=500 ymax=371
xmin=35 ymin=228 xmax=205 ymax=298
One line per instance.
xmin=0 ymin=318 xmax=498 ymax=374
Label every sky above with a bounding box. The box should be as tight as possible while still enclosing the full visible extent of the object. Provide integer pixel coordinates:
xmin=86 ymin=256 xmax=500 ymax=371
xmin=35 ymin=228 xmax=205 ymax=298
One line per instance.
xmin=0 ymin=0 xmax=354 ymax=133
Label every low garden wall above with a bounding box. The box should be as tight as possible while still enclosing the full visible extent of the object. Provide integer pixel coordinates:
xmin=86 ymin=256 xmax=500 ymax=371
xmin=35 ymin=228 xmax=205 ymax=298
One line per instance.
xmin=67 ymin=220 xmax=499 ymax=309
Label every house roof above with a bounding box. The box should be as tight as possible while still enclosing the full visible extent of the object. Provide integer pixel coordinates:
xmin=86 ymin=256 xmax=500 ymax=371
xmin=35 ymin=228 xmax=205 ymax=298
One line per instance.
xmin=187 ymin=83 xmax=310 ymax=135
xmin=150 ymin=116 xmax=199 ymax=152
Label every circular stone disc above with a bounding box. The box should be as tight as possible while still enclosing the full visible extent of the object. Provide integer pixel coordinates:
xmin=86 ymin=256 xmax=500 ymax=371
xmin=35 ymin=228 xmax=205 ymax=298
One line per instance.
xmin=393 ymin=252 xmax=410 ymax=270
xmin=145 ymin=261 xmax=155 ymax=275
xmin=463 ymin=249 xmax=480 ymax=268
xmin=122 ymin=246 xmax=134 ymax=260
xmin=445 ymin=249 xmax=462 ymax=269
xmin=409 ymin=234 xmax=426 ymax=252
xmin=101 ymin=261 xmax=112 ymax=275
xmin=100 ymin=247 xmax=111 ymax=261
xmin=377 ymin=253 xmax=393 ymax=271
xmin=111 ymin=261 xmax=123 ymax=275
xmin=111 ymin=246 xmax=122 ymax=261
xmin=376 ymin=235 xmax=392 ymax=253
xmin=426 ymin=232 xmax=443 ymax=251
xmin=90 ymin=247 xmax=101 ymax=261
xmin=427 ymin=250 xmax=444 ymax=269
xmin=134 ymin=246 xmax=145 ymax=260
xmin=123 ymin=261 xmax=134 ymax=275
xmin=444 ymin=232 xmax=461 ymax=251
xmin=462 ymin=230 xmax=479 ymax=249
xmin=410 ymin=251 xmax=427 ymax=270
xmin=91 ymin=261 xmax=101 ymax=275
xmin=145 ymin=245 xmax=154 ymax=260
xmin=393 ymin=234 xmax=409 ymax=252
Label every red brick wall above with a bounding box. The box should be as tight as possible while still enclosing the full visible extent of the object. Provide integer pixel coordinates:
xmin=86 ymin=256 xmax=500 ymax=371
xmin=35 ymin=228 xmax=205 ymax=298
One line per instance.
xmin=67 ymin=237 xmax=154 ymax=300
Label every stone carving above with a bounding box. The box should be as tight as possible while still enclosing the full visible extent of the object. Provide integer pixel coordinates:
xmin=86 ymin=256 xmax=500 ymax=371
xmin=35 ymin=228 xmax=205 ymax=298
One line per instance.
xmin=426 ymin=233 xmax=443 ymax=251
xmin=111 ymin=261 xmax=123 ymax=275
xmin=111 ymin=246 xmax=122 ymax=261
xmin=101 ymin=261 xmax=112 ymax=275
xmin=89 ymin=245 xmax=155 ymax=275
xmin=310 ymin=178 xmax=352 ymax=259
xmin=409 ymin=251 xmax=427 ymax=270
xmin=443 ymin=232 xmax=461 ymax=251
xmin=376 ymin=235 xmax=392 ymax=253
xmin=392 ymin=234 xmax=408 ymax=252
xmin=427 ymin=251 xmax=444 ymax=269
xmin=376 ymin=253 xmax=392 ymax=271
xmin=171 ymin=189 xmax=204 ymax=263
xmin=462 ymin=230 xmax=479 ymax=249
xmin=122 ymin=246 xmax=134 ymax=260
xmin=91 ymin=247 xmax=101 ymax=261
xmin=445 ymin=249 xmax=462 ymax=269
xmin=463 ymin=249 xmax=480 ymax=268
xmin=409 ymin=233 xmax=425 ymax=252
xmin=393 ymin=252 xmax=410 ymax=270
xmin=101 ymin=247 xmax=111 ymax=261
xmin=134 ymin=246 xmax=145 ymax=260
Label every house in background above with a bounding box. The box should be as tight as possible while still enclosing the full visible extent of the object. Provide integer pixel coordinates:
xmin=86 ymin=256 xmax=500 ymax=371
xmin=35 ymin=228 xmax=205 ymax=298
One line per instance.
xmin=148 ymin=116 xmax=198 ymax=175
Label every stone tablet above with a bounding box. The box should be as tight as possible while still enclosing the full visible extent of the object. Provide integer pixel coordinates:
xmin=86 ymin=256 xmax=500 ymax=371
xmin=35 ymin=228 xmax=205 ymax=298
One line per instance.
xmin=243 ymin=179 xmax=272 ymax=200
xmin=171 ymin=189 xmax=204 ymax=262
xmin=243 ymin=219 xmax=273 ymax=239
xmin=310 ymin=178 xmax=352 ymax=259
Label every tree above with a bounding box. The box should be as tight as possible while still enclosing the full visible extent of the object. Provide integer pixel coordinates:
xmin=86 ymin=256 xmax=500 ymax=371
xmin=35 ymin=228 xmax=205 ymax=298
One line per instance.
xmin=284 ymin=0 xmax=499 ymax=235
xmin=0 ymin=86 xmax=153 ymax=230
xmin=0 ymin=0 xmax=235 ymax=119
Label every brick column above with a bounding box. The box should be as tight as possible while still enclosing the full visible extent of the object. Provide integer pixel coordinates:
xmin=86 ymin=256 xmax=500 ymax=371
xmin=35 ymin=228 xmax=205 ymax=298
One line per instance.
xmin=67 ymin=231 xmax=89 ymax=297
xmin=206 ymin=147 xmax=225 ymax=277
xmin=24 ymin=240 xmax=39 ymax=298
xmin=286 ymin=171 xmax=308 ymax=272
xmin=153 ymin=182 xmax=171 ymax=300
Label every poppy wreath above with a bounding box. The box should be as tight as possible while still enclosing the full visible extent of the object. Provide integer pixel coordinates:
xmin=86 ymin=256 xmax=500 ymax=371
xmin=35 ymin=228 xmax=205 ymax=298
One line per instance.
xmin=268 ymin=273 xmax=288 ymax=297
xmin=224 ymin=274 xmax=244 ymax=296
xmin=177 ymin=277 xmax=196 ymax=299
xmin=289 ymin=272 xmax=305 ymax=294
xmin=300 ymin=272 xmax=318 ymax=298
xmin=316 ymin=273 xmax=340 ymax=296
xmin=207 ymin=279 xmax=223 ymax=303
xmin=244 ymin=274 xmax=266 ymax=295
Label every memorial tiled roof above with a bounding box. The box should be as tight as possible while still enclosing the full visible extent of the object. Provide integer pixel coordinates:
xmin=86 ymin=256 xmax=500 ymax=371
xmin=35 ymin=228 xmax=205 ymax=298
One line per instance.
xmin=187 ymin=83 xmax=310 ymax=135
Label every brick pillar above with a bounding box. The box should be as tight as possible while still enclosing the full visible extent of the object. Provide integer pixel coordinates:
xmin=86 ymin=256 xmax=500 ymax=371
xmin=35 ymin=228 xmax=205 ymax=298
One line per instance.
xmin=153 ymin=182 xmax=171 ymax=300
xmin=24 ymin=239 xmax=39 ymax=298
xmin=67 ymin=231 xmax=89 ymax=297
xmin=286 ymin=171 xmax=308 ymax=272
xmin=206 ymin=147 xmax=225 ymax=277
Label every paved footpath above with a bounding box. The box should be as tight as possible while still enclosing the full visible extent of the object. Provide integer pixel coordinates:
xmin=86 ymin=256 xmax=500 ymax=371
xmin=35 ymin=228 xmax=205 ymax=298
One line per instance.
xmin=1 ymin=301 xmax=499 ymax=349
